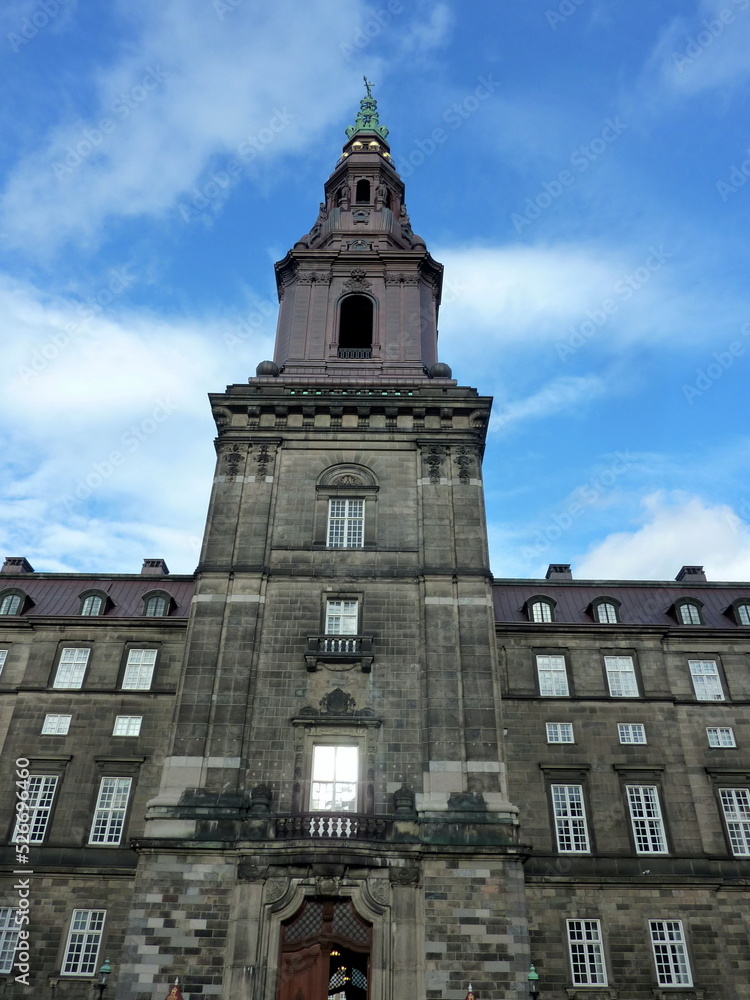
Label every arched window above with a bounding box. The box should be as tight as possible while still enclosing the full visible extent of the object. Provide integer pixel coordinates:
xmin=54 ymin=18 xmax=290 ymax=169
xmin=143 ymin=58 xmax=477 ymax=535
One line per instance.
xmin=592 ymin=599 xmax=619 ymax=624
xmin=338 ymin=295 xmax=373 ymax=358
xmin=527 ymin=598 xmax=555 ymax=623
xmin=355 ymin=179 xmax=370 ymax=203
xmin=675 ymin=600 xmax=702 ymax=625
xmin=143 ymin=592 xmax=171 ymax=617
xmin=0 ymin=592 xmax=23 ymax=615
xmin=730 ymin=601 xmax=750 ymax=626
xmin=80 ymin=592 xmax=107 ymax=616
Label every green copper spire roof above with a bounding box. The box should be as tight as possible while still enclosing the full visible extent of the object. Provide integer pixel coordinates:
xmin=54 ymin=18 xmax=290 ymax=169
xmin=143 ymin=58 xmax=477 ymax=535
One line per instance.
xmin=345 ymin=76 xmax=389 ymax=141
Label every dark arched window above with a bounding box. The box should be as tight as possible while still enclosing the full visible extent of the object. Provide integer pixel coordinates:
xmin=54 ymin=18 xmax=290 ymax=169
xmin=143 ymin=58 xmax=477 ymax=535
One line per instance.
xmin=338 ymin=296 xmax=373 ymax=358
xmin=355 ymin=179 xmax=370 ymax=203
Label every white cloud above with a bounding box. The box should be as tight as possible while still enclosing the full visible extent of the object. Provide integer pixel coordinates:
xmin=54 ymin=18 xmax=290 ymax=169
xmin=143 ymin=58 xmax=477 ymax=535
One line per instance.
xmin=491 ymin=375 xmax=605 ymax=432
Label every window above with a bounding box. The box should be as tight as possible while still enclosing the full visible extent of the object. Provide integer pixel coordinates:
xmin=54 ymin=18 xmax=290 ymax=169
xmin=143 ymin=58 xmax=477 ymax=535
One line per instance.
xmin=546 ymin=722 xmax=574 ymax=743
xmin=688 ymin=659 xmax=725 ymax=701
xmin=80 ymin=594 xmax=104 ymax=616
xmin=89 ymin=777 xmax=132 ymax=845
xmin=567 ymin=919 xmax=607 ymax=986
xmin=707 ymin=726 xmax=735 ymax=747
xmin=626 ymin=785 xmax=667 ymax=853
xmin=594 ymin=601 xmax=618 ymax=624
xmin=144 ymin=594 xmax=168 ymax=617
xmin=604 ymin=655 xmax=639 ymax=697
xmin=551 ymin=784 xmax=590 ymax=853
xmin=719 ymin=788 xmax=750 ymax=856
xmin=355 ymin=178 xmax=370 ymax=203
xmin=122 ymin=649 xmax=157 ymax=690
xmin=0 ymin=649 xmax=6 ymax=677
xmin=325 ymin=600 xmax=359 ymax=651
xmin=529 ymin=599 xmax=554 ymax=623
xmin=736 ymin=602 xmax=750 ymax=625
xmin=677 ymin=601 xmax=702 ymax=625
xmin=0 ymin=909 xmax=19 ymax=974
xmin=42 ymin=714 xmax=72 ymax=735
xmin=62 ymin=909 xmax=106 ymax=976
xmin=649 ymin=920 xmax=692 ymax=987
xmin=310 ymin=745 xmax=358 ymax=812
xmin=13 ymin=775 xmax=58 ymax=843
xmin=338 ymin=295 xmax=373 ymax=356
xmin=0 ymin=593 xmax=21 ymax=615
xmin=536 ymin=655 xmax=569 ymax=697
xmin=618 ymin=723 xmax=647 ymax=744
xmin=53 ymin=648 xmax=90 ymax=688
xmin=113 ymin=716 xmax=142 ymax=736
xmin=327 ymin=499 xmax=364 ymax=548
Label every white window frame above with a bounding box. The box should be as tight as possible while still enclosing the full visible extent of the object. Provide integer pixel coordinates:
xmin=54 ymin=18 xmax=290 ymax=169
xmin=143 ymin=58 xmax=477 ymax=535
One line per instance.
xmin=737 ymin=602 xmax=750 ymax=626
xmin=618 ymin=723 xmax=647 ymax=745
xmin=719 ymin=788 xmax=750 ymax=856
xmin=62 ymin=909 xmax=106 ymax=977
xmin=122 ymin=649 xmax=157 ymax=690
xmin=327 ymin=498 xmax=365 ymax=548
xmin=604 ymin=655 xmax=639 ymax=697
xmin=649 ymin=920 xmax=692 ymax=987
xmin=546 ymin=722 xmax=574 ymax=744
xmin=323 ymin=600 xmax=359 ymax=653
xmin=551 ymin=784 xmax=590 ymax=853
xmin=42 ymin=714 xmax=72 ymax=735
xmin=0 ymin=908 xmax=19 ymax=974
xmin=144 ymin=594 xmax=168 ymax=617
xmin=0 ymin=649 xmax=7 ymax=677
xmin=0 ymin=594 xmax=21 ymax=615
xmin=88 ymin=776 xmax=132 ymax=845
xmin=13 ymin=775 xmax=58 ymax=844
xmin=53 ymin=648 xmax=90 ymax=689
xmin=567 ymin=919 xmax=607 ymax=986
xmin=113 ymin=716 xmax=143 ymax=737
xmin=706 ymin=726 xmax=735 ymax=747
xmin=537 ymin=655 xmax=569 ymax=697
xmin=595 ymin=601 xmax=618 ymax=624
xmin=310 ymin=744 xmax=359 ymax=813
xmin=688 ymin=659 xmax=725 ymax=701
xmin=626 ymin=784 xmax=668 ymax=854
xmin=529 ymin=599 xmax=553 ymax=623
xmin=80 ymin=594 xmax=104 ymax=616
xmin=678 ymin=602 xmax=702 ymax=625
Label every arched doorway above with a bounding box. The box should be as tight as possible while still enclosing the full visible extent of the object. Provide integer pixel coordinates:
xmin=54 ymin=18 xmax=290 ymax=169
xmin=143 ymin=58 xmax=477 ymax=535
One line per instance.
xmin=338 ymin=295 xmax=373 ymax=359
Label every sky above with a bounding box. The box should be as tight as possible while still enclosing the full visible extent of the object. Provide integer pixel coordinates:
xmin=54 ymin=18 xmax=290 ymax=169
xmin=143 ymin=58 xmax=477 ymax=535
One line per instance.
xmin=2 ymin=0 xmax=750 ymax=582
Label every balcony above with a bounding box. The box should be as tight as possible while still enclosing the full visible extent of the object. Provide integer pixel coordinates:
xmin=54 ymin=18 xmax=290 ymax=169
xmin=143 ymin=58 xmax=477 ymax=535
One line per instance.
xmin=337 ymin=348 xmax=372 ymax=359
xmin=275 ymin=812 xmax=388 ymax=841
xmin=306 ymin=635 xmax=373 ymax=672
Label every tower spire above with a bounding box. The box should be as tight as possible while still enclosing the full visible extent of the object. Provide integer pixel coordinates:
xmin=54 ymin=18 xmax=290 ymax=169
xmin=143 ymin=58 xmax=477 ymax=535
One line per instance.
xmin=345 ymin=77 xmax=389 ymax=142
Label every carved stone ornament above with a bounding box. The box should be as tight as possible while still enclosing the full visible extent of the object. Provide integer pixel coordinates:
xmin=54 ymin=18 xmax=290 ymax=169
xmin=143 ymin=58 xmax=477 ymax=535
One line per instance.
xmin=367 ymin=879 xmax=389 ymax=904
xmin=332 ymin=474 xmax=363 ymax=486
xmin=385 ymin=271 xmax=419 ymax=285
xmin=264 ymin=877 xmax=290 ymax=902
xmin=424 ymin=446 xmax=445 ymax=484
xmin=347 ymin=239 xmax=371 ymax=251
xmin=298 ymin=270 xmax=332 ymax=285
xmin=453 ymin=446 xmax=473 ymax=484
xmin=343 ymin=268 xmax=372 ymax=292
xmin=388 ymin=866 xmax=421 ymax=887
xmin=223 ymin=443 xmax=245 ymax=480
xmin=320 ymin=688 xmax=356 ymax=715
xmin=237 ymin=863 xmax=269 ymax=882
xmin=254 ymin=444 xmax=273 ymax=478
xmin=212 ymin=407 xmax=230 ymax=429
xmin=315 ymin=876 xmax=341 ymax=896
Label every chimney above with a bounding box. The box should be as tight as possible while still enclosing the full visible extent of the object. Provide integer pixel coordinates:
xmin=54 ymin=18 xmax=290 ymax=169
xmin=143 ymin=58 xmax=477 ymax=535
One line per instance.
xmin=1 ymin=557 xmax=34 ymax=575
xmin=141 ymin=558 xmax=170 ymax=577
xmin=676 ymin=565 xmax=707 ymax=583
xmin=546 ymin=563 xmax=572 ymax=580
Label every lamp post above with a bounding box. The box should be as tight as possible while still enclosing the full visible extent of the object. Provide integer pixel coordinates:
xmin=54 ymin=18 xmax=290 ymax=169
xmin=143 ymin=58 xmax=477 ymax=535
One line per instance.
xmin=527 ymin=964 xmax=540 ymax=1000
xmin=95 ymin=959 xmax=112 ymax=1000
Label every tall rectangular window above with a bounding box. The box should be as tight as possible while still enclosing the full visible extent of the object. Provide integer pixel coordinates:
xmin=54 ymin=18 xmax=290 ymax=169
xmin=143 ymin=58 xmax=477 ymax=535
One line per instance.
xmin=62 ymin=909 xmax=106 ymax=976
xmin=551 ymin=784 xmax=590 ymax=853
xmin=627 ymin=785 xmax=668 ymax=853
xmin=649 ymin=920 xmax=692 ymax=987
xmin=122 ymin=649 xmax=157 ymax=690
xmin=327 ymin=499 xmax=364 ymax=548
xmin=546 ymin=722 xmax=574 ymax=743
xmin=567 ymin=919 xmax=607 ymax=986
xmin=12 ymin=775 xmax=58 ymax=843
xmin=113 ymin=716 xmax=143 ymax=736
xmin=89 ymin=777 xmax=132 ymax=845
xmin=604 ymin=655 xmax=638 ymax=697
xmin=311 ymin=745 xmax=358 ymax=812
xmin=618 ymin=723 xmax=647 ymax=744
xmin=53 ymin=648 xmax=90 ymax=689
xmin=719 ymin=788 xmax=750 ymax=856
xmin=42 ymin=714 xmax=72 ymax=735
xmin=537 ymin=655 xmax=569 ymax=697
xmin=688 ymin=659 xmax=724 ymax=701
xmin=325 ymin=600 xmax=358 ymax=636
xmin=0 ymin=909 xmax=19 ymax=974
xmin=707 ymin=726 xmax=736 ymax=747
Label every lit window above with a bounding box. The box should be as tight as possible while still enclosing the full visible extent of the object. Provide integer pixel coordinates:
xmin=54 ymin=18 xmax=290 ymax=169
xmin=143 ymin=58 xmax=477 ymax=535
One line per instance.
xmin=122 ymin=649 xmax=157 ymax=690
xmin=536 ymin=655 xmax=569 ymax=697
xmin=551 ymin=784 xmax=590 ymax=853
xmin=0 ymin=649 xmax=7 ymax=677
xmin=42 ymin=714 xmax=71 ymax=735
xmin=0 ymin=909 xmax=20 ymax=974
xmin=649 ymin=920 xmax=692 ymax=987
xmin=595 ymin=601 xmax=618 ymax=624
xmin=604 ymin=655 xmax=639 ymax=697
xmin=62 ymin=909 xmax=106 ymax=976
xmin=678 ymin=602 xmax=702 ymax=625
xmin=719 ymin=788 xmax=750 ymax=856
xmin=529 ymin=600 xmax=553 ymax=623
xmin=113 ymin=716 xmax=142 ymax=737
xmin=567 ymin=919 xmax=607 ymax=986
xmin=80 ymin=594 xmax=104 ymax=616
xmin=89 ymin=777 xmax=132 ymax=845
xmin=12 ymin=775 xmax=58 ymax=843
xmin=707 ymin=726 xmax=735 ymax=747
xmin=0 ymin=594 xmax=21 ymax=615
xmin=546 ymin=722 xmax=574 ymax=743
xmin=618 ymin=723 xmax=647 ymax=745
xmin=144 ymin=594 xmax=168 ymax=617
xmin=737 ymin=603 xmax=750 ymax=626
xmin=53 ymin=648 xmax=90 ymax=689
xmin=688 ymin=659 xmax=724 ymax=701
xmin=311 ymin=745 xmax=358 ymax=812
xmin=327 ymin=499 xmax=364 ymax=548
xmin=626 ymin=785 xmax=668 ymax=853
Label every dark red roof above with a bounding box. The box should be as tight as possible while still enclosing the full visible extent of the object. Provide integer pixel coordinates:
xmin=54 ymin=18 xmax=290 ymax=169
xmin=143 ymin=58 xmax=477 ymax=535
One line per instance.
xmin=0 ymin=575 xmax=194 ymax=618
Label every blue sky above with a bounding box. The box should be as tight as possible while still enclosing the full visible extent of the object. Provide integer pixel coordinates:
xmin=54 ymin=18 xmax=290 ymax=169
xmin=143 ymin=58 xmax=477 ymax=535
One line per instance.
xmin=2 ymin=0 xmax=750 ymax=580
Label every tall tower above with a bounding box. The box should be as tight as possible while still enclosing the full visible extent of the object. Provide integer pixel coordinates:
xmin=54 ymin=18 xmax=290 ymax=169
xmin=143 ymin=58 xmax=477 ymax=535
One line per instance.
xmin=124 ymin=88 xmax=529 ymax=1000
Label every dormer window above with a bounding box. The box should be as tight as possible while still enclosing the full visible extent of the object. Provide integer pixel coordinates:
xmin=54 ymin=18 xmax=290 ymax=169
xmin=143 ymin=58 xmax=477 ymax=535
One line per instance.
xmin=143 ymin=593 xmax=171 ymax=618
xmin=728 ymin=600 xmax=750 ymax=626
xmin=80 ymin=593 xmax=107 ymax=616
xmin=592 ymin=599 xmax=619 ymax=624
xmin=0 ymin=593 xmax=23 ymax=616
xmin=355 ymin=179 xmax=370 ymax=203
xmin=527 ymin=598 xmax=555 ymax=623
xmin=338 ymin=295 xmax=373 ymax=359
xmin=676 ymin=600 xmax=702 ymax=625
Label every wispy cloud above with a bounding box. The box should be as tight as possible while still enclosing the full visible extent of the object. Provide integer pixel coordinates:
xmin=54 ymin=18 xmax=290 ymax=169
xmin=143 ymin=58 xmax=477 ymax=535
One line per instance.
xmin=491 ymin=375 xmax=605 ymax=432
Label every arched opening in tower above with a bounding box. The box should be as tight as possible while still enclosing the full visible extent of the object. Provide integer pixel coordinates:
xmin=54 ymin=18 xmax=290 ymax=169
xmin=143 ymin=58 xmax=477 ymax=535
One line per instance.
xmin=355 ymin=179 xmax=371 ymax=203
xmin=338 ymin=296 xmax=373 ymax=358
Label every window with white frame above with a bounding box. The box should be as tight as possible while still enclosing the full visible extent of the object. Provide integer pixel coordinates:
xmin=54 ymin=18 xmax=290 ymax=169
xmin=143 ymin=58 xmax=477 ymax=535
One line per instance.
xmin=536 ymin=655 xmax=569 ymax=697
xmin=737 ymin=602 xmax=750 ymax=625
xmin=677 ymin=602 xmax=702 ymax=625
xmin=62 ymin=909 xmax=106 ymax=976
xmin=546 ymin=722 xmax=574 ymax=743
xmin=626 ymin=784 xmax=668 ymax=853
xmin=0 ymin=649 xmax=7 ymax=677
xmin=594 ymin=601 xmax=618 ymax=624
xmin=551 ymin=784 xmax=590 ymax=853
xmin=324 ymin=600 xmax=359 ymax=652
xmin=52 ymin=648 xmax=90 ymax=689
xmin=42 ymin=714 xmax=71 ymax=735
xmin=529 ymin=599 xmax=554 ymax=623
xmin=707 ymin=726 xmax=735 ymax=747
xmin=144 ymin=594 xmax=168 ymax=617
xmin=567 ymin=919 xmax=607 ymax=986
xmin=89 ymin=777 xmax=132 ymax=845
xmin=604 ymin=655 xmax=639 ymax=697
xmin=327 ymin=499 xmax=364 ymax=548
xmin=12 ymin=775 xmax=58 ymax=843
xmin=113 ymin=716 xmax=142 ymax=737
xmin=0 ymin=593 xmax=21 ymax=615
xmin=122 ymin=649 xmax=157 ymax=690
xmin=0 ymin=908 xmax=19 ymax=974
xmin=80 ymin=594 xmax=104 ymax=616
xmin=719 ymin=788 xmax=750 ymax=856
xmin=618 ymin=723 xmax=647 ymax=745
xmin=649 ymin=920 xmax=692 ymax=987
xmin=688 ymin=659 xmax=724 ymax=701
xmin=310 ymin=745 xmax=358 ymax=812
